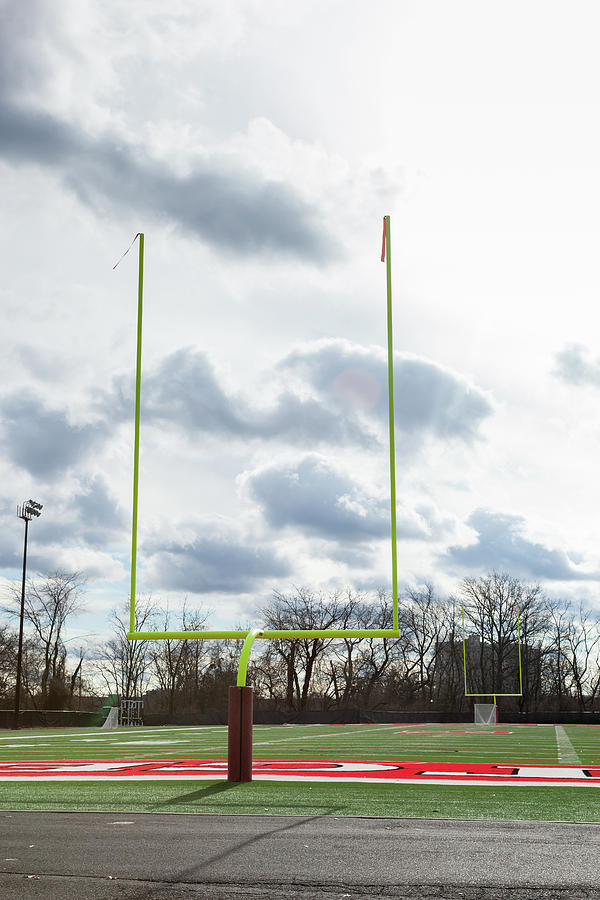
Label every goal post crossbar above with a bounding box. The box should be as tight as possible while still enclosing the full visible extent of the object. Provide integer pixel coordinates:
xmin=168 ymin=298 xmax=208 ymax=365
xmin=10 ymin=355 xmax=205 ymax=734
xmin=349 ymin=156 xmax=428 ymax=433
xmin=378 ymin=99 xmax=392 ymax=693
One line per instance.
xmin=127 ymin=628 xmax=401 ymax=688
xmin=127 ymin=629 xmax=401 ymax=641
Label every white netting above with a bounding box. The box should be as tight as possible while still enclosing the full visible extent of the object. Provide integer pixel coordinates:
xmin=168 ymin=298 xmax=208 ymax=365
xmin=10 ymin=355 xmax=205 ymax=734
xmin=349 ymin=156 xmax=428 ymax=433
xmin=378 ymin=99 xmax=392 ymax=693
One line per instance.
xmin=101 ymin=706 xmax=120 ymax=729
xmin=474 ymin=703 xmax=497 ymax=725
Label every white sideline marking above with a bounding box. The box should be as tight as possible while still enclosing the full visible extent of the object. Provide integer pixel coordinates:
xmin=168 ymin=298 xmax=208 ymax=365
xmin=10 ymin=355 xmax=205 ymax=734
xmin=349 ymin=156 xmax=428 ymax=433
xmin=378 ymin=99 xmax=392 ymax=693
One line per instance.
xmin=555 ymin=726 xmax=581 ymax=764
xmin=0 ymin=726 xmax=226 ymax=742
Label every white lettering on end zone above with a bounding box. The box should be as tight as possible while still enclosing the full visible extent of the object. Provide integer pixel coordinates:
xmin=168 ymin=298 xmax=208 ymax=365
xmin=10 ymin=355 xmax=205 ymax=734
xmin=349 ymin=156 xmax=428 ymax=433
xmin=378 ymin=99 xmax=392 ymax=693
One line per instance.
xmin=422 ymin=766 xmax=596 ymax=780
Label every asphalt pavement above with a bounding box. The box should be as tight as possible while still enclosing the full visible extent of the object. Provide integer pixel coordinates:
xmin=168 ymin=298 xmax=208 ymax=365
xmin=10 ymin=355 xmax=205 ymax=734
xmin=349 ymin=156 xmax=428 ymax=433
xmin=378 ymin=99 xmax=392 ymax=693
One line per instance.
xmin=1 ymin=810 xmax=600 ymax=899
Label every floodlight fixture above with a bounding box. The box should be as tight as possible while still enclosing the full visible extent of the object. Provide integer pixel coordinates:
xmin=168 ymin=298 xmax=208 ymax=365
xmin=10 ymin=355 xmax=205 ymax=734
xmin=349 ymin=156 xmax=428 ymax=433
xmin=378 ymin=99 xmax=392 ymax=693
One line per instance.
xmin=17 ymin=501 xmax=42 ymax=521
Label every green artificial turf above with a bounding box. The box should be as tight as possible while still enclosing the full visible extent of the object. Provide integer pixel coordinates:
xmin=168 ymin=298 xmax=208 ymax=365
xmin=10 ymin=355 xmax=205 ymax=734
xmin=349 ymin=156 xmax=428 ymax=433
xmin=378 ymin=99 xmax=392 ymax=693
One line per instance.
xmin=0 ymin=722 xmax=598 ymax=821
xmin=1 ymin=779 xmax=599 ymax=822
xmin=1 ymin=722 xmax=598 ymax=765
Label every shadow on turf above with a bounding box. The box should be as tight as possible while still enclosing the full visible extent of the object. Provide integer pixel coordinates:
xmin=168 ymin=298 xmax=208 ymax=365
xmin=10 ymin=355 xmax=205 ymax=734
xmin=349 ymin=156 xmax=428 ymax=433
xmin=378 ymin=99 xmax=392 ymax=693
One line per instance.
xmin=151 ymin=781 xmax=239 ymax=807
xmin=151 ymin=781 xmax=342 ymax=816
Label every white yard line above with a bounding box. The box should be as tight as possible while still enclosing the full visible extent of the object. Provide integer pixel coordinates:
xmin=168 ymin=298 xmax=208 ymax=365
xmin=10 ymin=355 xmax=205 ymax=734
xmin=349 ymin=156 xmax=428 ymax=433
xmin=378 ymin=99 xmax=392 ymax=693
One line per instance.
xmin=252 ymin=724 xmax=400 ymax=748
xmin=0 ymin=726 xmax=226 ymax=742
xmin=555 ymin=725 xmax=581 ymax=764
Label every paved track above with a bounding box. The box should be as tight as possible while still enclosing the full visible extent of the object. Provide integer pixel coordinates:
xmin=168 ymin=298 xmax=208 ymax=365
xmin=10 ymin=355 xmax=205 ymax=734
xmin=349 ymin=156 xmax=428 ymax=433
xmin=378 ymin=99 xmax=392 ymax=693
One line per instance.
xmin=1 ymin=811 xmax=600 ymax=899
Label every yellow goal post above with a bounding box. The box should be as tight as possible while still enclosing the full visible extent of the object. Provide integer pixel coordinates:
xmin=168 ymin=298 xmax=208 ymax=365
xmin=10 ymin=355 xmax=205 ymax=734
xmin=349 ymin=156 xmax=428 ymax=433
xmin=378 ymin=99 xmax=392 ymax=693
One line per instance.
xmin=461 ymin=603 xmax=523 ymax=706
xmin=117 ymin=219 xmax=402 ymax=686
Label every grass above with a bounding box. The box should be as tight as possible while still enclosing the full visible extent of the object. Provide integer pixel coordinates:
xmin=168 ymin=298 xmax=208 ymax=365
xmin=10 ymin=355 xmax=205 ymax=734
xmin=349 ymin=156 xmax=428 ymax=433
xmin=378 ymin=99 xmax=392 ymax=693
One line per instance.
xmin=0 ymin=722 xmax=598 ymax=821
xmin=1 ymin=722 xmax=598 ymax=765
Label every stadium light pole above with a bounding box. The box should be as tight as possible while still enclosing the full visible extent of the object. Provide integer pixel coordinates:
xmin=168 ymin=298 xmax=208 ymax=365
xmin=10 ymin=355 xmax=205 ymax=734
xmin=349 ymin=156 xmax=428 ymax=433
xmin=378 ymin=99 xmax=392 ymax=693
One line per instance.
xmin=13 ymin=500 xmax=43 ymax=730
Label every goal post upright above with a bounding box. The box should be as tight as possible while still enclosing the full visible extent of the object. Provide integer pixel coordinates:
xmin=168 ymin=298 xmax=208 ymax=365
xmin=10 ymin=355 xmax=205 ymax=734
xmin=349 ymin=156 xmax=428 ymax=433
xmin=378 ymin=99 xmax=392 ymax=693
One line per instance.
xmin=123 ymin=232 xmax=145 ymax=636
xmin=382 ymin=214 xmax=399 ymax=632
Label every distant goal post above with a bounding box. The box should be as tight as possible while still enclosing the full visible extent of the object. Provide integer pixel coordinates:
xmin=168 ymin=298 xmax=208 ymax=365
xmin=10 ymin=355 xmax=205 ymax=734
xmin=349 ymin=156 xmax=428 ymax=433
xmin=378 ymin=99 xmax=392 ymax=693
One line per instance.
xmin=461 ymin=603 xmax=523 ymax=712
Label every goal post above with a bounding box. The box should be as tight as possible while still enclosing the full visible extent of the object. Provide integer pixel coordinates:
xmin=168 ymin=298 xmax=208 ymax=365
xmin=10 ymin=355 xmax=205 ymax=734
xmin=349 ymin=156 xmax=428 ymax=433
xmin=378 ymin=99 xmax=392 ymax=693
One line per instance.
xmin=118 ymin=219 xmax=402 ymax=780
xmin=461 ymin=603 xmax=523 ymax=712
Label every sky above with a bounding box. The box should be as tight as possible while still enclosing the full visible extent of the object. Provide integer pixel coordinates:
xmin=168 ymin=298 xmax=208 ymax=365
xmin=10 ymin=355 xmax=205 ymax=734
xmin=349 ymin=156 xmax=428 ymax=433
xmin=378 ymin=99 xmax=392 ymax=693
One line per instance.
xmin=2 ymin=0 xmax=600 ymax=654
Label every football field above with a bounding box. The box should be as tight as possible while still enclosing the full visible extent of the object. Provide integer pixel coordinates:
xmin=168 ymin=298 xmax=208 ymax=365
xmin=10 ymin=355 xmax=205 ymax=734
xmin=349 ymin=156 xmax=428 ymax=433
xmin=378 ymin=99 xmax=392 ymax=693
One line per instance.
xmin=0 ymin=722 xmax=599 ymax=822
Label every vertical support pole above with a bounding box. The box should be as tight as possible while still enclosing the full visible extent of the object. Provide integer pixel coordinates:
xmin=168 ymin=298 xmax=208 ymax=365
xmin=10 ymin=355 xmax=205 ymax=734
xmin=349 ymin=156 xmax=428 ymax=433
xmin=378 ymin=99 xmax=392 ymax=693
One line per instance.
xmin=516 ymin=603 xmax=523 ymax=695
xmin=228 ymin=628 xmax=260 ymax=781
xmin=227 ymin=686 xmax=240 ymax=781
xmin=239 ymin=686 xmax=253 ymax=782
xmin=130 ymin=233 xmax=145 ymax=634
xmin=462 ymin=605 xmax=468 ymax=696
xmin=13 ymin=516 xmax=29 ymax=730
xmin=382 ymin=215 xmax=398 ymax=632
xmin=227 ymin=686 xmax=253 ymax=782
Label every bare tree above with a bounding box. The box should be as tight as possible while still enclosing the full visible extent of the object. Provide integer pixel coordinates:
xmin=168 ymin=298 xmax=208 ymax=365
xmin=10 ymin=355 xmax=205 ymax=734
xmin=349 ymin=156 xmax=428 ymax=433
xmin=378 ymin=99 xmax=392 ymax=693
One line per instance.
xmin=94 ymin=596 xmax=157 ymax=699
xmin=261 ymin=588 xmax=345 ymax=709
xmin=560 ymin=604 xmax=600 ymax=710
xmin=400 ymin=584 xmax=448 ymax=703
xmin=351 ymin=591 xmax=403 ymax=707
xmin=4 ymin=570 xmax=86 ymax=707
xmin=177 ymin=606 xmax=214 ymax=710
xmin=432 ymin=596 xmax=465 ymax=713
xmin=324 ymin=590 xmax=367 ymax=707
xmin=150 ymin=602 xmax=210 ymax=715
xmin=461 ymin=572 xmax=536 ymax=697
xmin=0 ymin=624 xmax=18 ymax=703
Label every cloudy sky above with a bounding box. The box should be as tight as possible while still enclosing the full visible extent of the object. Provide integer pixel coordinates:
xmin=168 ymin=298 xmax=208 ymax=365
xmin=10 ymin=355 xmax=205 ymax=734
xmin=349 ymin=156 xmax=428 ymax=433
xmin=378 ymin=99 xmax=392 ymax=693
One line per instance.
xmin=2 ymin=0 xmax=600 ymax=649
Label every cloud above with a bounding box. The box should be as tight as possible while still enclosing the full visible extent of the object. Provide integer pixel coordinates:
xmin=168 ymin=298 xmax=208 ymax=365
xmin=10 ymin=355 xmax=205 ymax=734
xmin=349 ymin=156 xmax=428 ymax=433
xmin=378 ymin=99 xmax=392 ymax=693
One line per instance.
xmin=144 ymin=524 xmax=291 ymax=594
xmin=0 ymin=3 xmax=334 ymax=262
xmin=0 ymin=1 xmax=51 ymax=100
xmin=444 ymin=508 xmax=598 ymax=581
xmin=104 ymin=347 xmax=376 ymax=448
xmin=243 ymin=454 xmax=451 ymax=544
xmin=102 ymin=339 xmax=492 ymax=454
xmin=0 ymin=529 xmax=124 ymax=584
xmin=0 ymin=475 xmax=126 ymax=583
xmin=0 ymin=389 xmax=103 ymax=478
xmin=0 ymin=540 xmax=20 ymax=572
xmin=553 ymin=344 xmax=600 ymax=388
xmin=280 ymin=339 xmax=494 ymax=448
xmin=71 ymin=475 xmax=127 ymax=546
xmin=319 ymin=542 xmax=378 ymax=568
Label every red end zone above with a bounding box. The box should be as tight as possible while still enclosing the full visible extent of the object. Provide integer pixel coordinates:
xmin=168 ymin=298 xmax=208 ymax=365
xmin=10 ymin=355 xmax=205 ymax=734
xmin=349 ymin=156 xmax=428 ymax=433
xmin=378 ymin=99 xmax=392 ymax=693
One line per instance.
xmin=1 ymin=759 xmax=600 ymax=786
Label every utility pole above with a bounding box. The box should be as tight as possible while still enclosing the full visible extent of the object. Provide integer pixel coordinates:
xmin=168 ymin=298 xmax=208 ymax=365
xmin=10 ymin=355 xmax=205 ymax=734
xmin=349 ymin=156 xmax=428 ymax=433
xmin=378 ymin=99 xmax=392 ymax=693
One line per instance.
xmin=13 ymin=500 xmax=43 ymax=730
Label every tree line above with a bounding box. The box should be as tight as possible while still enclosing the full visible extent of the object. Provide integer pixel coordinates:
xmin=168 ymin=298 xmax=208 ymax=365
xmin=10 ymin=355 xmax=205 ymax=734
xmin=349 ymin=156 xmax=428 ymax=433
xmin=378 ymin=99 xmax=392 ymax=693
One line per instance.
xmin=1 ymin=570 xmax=599 ymax=716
